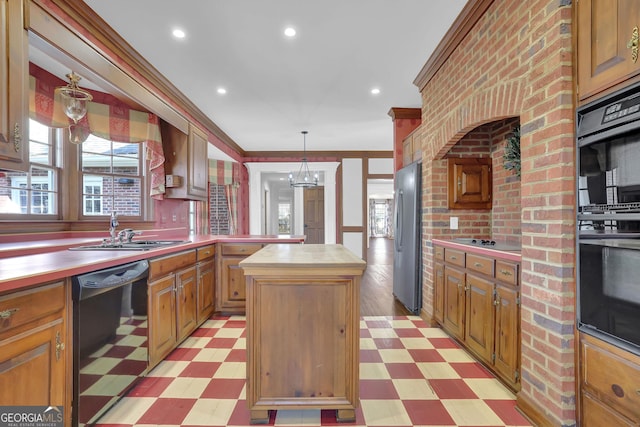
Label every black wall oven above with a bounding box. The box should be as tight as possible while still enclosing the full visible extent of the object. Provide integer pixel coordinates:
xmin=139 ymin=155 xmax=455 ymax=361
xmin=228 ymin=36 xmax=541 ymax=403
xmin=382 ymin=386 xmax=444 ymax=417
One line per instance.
xmin=577 ymin=82 xmax=640 ymax=356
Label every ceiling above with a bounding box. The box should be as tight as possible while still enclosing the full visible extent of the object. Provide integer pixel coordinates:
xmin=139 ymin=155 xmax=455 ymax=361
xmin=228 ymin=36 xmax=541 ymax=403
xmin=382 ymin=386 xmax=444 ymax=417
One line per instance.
xmin=79 ymin=0 xmax=467 ymax=159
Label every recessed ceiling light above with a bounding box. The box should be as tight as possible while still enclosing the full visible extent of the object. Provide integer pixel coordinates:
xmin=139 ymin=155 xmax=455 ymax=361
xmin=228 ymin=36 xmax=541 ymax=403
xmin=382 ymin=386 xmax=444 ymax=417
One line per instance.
xmin=172 ymin=28 xmax=186 ymax=39
xmin=284 ymin=27 xmax=296 ymax=37
xmin=217 ymin=87 xmax=227 ymax=95
xmin=371 ymin=88 xmax=381 ymax=95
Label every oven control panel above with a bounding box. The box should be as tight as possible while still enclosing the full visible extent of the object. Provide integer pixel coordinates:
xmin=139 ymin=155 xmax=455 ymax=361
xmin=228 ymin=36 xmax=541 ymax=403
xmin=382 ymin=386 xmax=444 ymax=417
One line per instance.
xmin=602 ymin=95 xmax=640 ymax=123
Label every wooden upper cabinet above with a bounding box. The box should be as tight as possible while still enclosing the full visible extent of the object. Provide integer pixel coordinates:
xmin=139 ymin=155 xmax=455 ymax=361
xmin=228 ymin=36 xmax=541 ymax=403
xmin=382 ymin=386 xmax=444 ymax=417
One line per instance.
xmin=0 ymin=0 xmax=29 ymax=170
xmin=161 ymin=121 xmax=209 ymax=200
xmin=448 ymin=157 xmax=491 ymax=210
xmin=402 ymin=127 xmax=422 ymax=167
xmin=577 ymin=0 xmax=640 ymax=102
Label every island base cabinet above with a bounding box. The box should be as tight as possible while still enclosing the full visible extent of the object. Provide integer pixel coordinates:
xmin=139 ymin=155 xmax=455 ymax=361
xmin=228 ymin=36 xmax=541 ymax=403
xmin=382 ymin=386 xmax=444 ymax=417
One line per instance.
xmin=241 ymin=244 xmax=365 ymax=425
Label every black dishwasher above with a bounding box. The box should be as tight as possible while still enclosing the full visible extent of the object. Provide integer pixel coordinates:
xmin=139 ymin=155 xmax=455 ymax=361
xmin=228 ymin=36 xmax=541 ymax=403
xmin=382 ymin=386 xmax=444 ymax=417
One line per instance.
xmin=72 ymin=260 xmax=149 ymax=427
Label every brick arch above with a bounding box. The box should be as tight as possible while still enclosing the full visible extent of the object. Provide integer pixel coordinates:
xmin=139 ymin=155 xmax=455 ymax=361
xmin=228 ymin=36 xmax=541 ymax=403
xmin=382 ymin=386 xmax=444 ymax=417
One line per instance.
xmin=428 ymin=78 xmax=526 ymax=160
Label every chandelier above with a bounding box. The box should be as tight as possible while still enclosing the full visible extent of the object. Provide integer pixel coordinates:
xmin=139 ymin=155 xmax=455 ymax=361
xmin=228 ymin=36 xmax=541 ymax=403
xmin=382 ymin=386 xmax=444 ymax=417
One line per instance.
xmin=289 ymin=131 xmax=318 ymax=188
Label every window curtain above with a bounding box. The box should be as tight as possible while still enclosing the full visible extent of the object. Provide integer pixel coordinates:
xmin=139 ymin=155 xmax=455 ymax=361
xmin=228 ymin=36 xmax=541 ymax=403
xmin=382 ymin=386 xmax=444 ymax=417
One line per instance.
xmin=209 ymin=160 xmax=240 ymax=235
xmin=28 ymin=64 xmax=166 ymax=200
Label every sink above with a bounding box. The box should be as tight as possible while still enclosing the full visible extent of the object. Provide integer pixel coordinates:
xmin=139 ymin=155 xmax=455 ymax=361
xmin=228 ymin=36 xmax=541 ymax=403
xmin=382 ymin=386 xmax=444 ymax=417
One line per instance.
xmin=69 ymin=240 xmax=190 ymax=251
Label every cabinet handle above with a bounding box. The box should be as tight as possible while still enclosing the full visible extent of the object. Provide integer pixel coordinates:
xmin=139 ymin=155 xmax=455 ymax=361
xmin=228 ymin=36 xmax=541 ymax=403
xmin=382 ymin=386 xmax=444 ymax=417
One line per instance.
xmin=457 ymin=178 xmax=462 ymax=189
xmin=13 ymin=123 xmax=21 ymax=152
xmin=0 ymin=308 xmax=19 ymax=319
xmin=450 ymin=255 xmax=457 ymax=260
xmin=499 ymin=269 xmax=512 ymax=276
xmin=474 ymin=262 xmax=483 ymax=268
xmin=55 ymin=331 xmax=65 ymax=361
xmin=494 ymin=299 xmax=501 ymax=306
xmin=628 ymin=26 xmax=639 ymax=63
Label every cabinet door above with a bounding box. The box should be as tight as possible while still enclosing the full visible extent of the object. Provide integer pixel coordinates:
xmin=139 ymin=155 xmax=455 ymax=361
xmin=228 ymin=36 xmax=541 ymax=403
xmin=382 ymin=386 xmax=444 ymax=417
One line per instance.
xmin=443 ymin=266 xmax=465 ymax=341
xmin=176 ymin=266 xmax=198 ymax=342
xmin=433 ymin=262 xmax=445 ymax=324
xmin=0 ymin=322 xmax=65 ymax=407
xmin=581 ymin=392 xmax=635 ymax=427
xmin=0 ymin=0 xmax=29 ymax=170
xmin=577 ymin=0 xmax=640 ymax=101
xmin=494 ymin=284 xmax=519 ymax=385
xmin=148 ymin=275 xmax=177 ymax=367
xmin=464 ymin=273 xmax=495 ymax=363
xmin=197 ymin=258 xmax=215 ymax=324
xmin=447 ymin=157 xmax=491 ymax=209
xmin=219 ymin=257 xmax=247 ymax=311
xmin=188 ymin=125 xmax=208 ymax=199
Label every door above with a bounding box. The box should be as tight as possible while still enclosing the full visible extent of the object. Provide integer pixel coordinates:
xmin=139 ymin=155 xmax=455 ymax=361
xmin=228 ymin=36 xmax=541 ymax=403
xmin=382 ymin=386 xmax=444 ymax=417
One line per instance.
xmin=577 ymin=0 xmax=640 ymax=101
xmin=443 ymin=265 xmax=465 ymax=341
xmin=464 ymin=273 xmax=495 ymax=362
xmin=304 ymin=186 xmax=324 ymax=243
xmin=433 ymin=262 xmax=445 ymax=323
xmin=494 ymin=284 xmax=519 ymax=384
xmin=176 ymin=266 xmax=198 ymax=341
xmin=197 ymin=259 xmax=215 ymax=324
xmin=148 ymin=275 xmax=177 ymax=367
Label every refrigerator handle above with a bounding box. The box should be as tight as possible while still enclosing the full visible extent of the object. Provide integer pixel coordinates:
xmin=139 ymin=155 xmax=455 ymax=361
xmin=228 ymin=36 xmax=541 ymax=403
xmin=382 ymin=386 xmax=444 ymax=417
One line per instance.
xmin=395 ymin=189 xmax=403 ymax=252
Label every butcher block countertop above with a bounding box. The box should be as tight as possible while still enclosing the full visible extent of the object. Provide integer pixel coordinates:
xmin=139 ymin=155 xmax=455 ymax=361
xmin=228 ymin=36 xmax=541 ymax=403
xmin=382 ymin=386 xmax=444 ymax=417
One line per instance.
xmin=0 ymin=235 xmax=304 ymax=294
xmin=240 ymin=243 xmax=366 ymax=271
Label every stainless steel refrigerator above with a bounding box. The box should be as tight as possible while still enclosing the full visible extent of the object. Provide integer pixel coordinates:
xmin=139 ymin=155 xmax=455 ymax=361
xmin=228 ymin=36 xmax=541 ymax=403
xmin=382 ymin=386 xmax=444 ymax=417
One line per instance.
xmin=393 ymin=162 xmax=422 ymax=314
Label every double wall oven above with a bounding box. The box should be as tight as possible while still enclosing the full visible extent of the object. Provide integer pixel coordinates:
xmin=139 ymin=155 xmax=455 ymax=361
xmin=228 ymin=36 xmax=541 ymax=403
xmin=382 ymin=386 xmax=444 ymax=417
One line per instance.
xmin=577 ymin=81 xmax=640 ymax=356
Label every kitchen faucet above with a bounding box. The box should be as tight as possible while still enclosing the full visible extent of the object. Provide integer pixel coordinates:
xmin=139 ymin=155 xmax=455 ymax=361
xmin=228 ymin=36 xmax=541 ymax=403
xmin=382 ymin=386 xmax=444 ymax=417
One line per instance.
xmin=109 ymin=212 xmax=119 ymax=245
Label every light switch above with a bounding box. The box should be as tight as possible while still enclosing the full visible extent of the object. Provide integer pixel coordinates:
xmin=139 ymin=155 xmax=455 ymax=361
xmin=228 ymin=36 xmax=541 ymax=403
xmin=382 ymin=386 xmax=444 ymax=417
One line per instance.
xmin=450 ymin=217 xmax=459 ymax=230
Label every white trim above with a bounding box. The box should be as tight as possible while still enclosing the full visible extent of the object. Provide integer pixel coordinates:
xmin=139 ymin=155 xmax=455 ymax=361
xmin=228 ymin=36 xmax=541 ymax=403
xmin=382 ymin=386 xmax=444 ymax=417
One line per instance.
xmin=245 ymin=162 xmax=340 ymax=243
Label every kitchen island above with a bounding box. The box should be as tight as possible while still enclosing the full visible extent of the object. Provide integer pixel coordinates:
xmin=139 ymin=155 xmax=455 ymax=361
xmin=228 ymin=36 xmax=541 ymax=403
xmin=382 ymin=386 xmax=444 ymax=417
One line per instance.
xmin=240 ymin=244 xmax=366 ymax=424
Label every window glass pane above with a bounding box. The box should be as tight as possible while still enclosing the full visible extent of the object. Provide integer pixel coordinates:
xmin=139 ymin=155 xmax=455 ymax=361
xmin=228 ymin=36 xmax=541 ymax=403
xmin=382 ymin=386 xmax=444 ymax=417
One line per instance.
xmin=0 ymin=170 xmax=27 ymax=213
xmin=30 ymin=167 xmax=56 ymax=214
xmin=29 ymin=120 xmax=52 ymax=165
xmin=82 ymin=152 xmax=112 ymax=173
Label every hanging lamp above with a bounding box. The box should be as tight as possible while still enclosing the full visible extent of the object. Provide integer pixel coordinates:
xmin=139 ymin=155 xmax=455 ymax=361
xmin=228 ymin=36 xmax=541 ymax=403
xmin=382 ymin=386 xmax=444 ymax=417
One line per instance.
xmin=289 ymin=131 xmax=318 ymax=188
xmin=55 ymin=72 xmax=93 ymax=124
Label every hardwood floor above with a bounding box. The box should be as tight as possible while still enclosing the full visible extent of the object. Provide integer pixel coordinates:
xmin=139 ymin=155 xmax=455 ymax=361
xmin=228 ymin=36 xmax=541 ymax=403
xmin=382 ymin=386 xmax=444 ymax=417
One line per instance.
xmin=360 ymin=237 xmax=411 ymax=317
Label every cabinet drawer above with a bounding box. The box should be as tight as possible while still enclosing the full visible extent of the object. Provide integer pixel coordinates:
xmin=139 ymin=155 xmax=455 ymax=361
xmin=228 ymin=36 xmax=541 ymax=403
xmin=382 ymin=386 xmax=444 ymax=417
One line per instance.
xmin=434 ymin=245 xmax=444 ymax=261
xmin=197 ymin=245 xmax=215 ymax=261
xmin=221 ymin=243 xmax=263 ymax=256
xmin=149 ymin=250 xmax=197 ymax=280
xmin=0 ymin=281 xmax=65 ymax=334
xmin=467 ymin=253 xmax=494 ymax=276
xmin=444 ymin=248 xmax=465 ymax=267
xmin=582 ymin=392 xmax=635 ymax=427
xmin=582 ymin=337 xmax=640 ymax=419
xmin=496 ymin=260 xmax=518 ymax=285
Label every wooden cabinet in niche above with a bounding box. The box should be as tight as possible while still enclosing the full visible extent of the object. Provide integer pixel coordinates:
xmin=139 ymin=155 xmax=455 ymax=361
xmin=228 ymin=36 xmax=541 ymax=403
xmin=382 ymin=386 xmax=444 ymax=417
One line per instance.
xmin=577 ymin=0 xmax=640 ymax=102
xmin=0 ymin=0 xmax=29 ymax=170
xmin=447 ymin=157 xmax=491 ymax=210
xmin=433 ymin=244 xmax=520 ymax=391
xmin=160 ymin=121 xmax=209 ymax=200
xmin=0 ymin=281 xmax=68 ymax=423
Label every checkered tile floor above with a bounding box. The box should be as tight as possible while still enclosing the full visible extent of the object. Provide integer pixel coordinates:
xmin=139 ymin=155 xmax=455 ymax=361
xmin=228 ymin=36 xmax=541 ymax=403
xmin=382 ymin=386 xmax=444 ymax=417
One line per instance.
xmin=94 ymin=315 xmax=532 ymax=426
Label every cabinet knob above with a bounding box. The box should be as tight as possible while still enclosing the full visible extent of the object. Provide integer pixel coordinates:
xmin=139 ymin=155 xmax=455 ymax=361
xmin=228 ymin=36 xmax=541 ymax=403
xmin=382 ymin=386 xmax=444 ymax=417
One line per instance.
xmin=55 ymin=331 xmax=65 ymax=361
xmin=0 ymin=308 xmax=19 ymax=319
xmin=494 ymin=299 xmax=501 ymax=306
xmin=628 ymin=26 xmax=639 ymax=63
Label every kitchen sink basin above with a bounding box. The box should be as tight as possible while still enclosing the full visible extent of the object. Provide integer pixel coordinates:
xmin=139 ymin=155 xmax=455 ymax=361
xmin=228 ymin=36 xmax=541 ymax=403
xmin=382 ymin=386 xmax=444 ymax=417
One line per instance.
xmin=69 ymin=240 xmax=190 ymax=251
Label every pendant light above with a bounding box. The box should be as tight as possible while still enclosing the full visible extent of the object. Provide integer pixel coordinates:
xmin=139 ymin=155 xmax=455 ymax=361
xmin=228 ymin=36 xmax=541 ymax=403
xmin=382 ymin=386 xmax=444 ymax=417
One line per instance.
xmin=289 ymin=131 xmax=319 ymax=188
xmin=55 ymin=72 xmax=93 ymax=124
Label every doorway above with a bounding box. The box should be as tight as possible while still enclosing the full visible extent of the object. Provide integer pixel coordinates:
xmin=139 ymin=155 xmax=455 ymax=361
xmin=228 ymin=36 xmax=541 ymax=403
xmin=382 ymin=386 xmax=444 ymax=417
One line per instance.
xmin=303 ymin=186 xmax=324 ymax=244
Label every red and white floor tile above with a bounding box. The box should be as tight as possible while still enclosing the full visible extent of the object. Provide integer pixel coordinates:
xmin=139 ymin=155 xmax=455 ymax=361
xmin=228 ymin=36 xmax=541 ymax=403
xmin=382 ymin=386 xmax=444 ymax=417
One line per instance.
xmin=95 ymin=315 xmax=532 ymax=427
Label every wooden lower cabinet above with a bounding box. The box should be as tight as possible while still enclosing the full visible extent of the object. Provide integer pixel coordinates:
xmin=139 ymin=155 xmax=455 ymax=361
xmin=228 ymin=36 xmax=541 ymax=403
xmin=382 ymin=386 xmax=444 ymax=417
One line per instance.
xmin=241 ymin=244 xmax=365 ymax=424
xmin=0 ymin=281 xmax=68 ymax=425
xmin=148 ymin=250 xmax=197 ymax=368
xmin=580 ymin=332 xmax=640 ymax=425
xmin=434 ymin=244 xmax=520 ymax=390
xmin=196 ymin=258 xmax=215 ymax=324
xmin=216 ymin=243 xmax=264 ymax=314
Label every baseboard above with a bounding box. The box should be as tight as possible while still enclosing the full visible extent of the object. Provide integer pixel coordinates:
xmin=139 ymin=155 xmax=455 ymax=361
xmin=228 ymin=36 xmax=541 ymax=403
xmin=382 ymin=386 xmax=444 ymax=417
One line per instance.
xmin=419 ymin=307 xmax=439 ymax=327
xmin=517 ymin=393 xmax=561 ymax=427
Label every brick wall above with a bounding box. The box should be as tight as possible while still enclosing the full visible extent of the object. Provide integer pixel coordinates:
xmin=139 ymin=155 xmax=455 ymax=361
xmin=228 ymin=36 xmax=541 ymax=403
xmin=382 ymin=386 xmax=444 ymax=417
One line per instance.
xmin=209 ymin=184 xmax=230 ymax=235
xmin=418 ymin=0 xmax=575 ymax=425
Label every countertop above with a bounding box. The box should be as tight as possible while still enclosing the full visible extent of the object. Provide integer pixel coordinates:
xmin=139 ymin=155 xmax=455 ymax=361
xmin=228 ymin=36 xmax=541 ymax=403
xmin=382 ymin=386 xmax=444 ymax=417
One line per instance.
xmin=240 ymin=243 xmax=367 ymax=270
xmin=0 ymin=234 xmax=305 ymax=294
xmin=432 ymin=238 xmax=522 ymax=262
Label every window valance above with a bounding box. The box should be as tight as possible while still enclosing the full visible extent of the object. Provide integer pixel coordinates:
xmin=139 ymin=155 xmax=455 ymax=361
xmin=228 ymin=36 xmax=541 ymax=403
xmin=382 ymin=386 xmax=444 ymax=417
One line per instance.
xmin=28 ymin=63 xmax=166 ymax=199
xmin=208 ymin=159 xmax=240 ymax=185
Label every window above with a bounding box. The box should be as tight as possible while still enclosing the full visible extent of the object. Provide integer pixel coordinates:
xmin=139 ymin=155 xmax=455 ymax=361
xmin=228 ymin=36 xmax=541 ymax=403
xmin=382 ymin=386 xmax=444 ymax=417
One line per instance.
xmin=80 ymin=134 xmax=143 ymax=218
xmin=0 ymin=120 xmax=59 ymax=215
xmin=278 ymin=202 xmax=291 ymax=234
